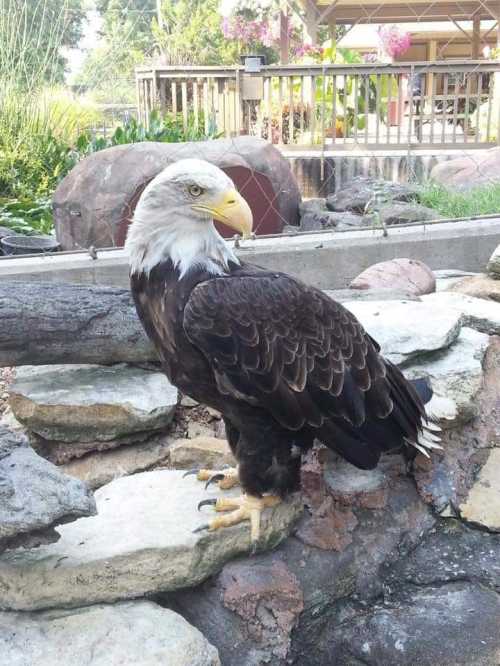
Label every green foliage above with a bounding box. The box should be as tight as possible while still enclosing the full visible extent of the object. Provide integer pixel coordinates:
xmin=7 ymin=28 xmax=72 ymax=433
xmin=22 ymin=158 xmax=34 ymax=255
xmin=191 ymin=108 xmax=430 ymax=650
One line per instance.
xmin=77 ymin=110 xmax=219 ymax=155
xmin=419 ymin=182 xmax=500 ymax=218
xmin=0 ymin=197 xmax=54 ymax=235
xmin=0 ymin=0 xmax=84 ymax=87
xmin=153 ymin=0 xmax=238 ymax=65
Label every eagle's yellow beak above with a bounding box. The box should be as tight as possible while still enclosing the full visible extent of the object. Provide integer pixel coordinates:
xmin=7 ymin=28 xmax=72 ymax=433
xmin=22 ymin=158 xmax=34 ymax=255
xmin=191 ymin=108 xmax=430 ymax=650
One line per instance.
xmin=193 ymin=188 xmax=253 ymax=239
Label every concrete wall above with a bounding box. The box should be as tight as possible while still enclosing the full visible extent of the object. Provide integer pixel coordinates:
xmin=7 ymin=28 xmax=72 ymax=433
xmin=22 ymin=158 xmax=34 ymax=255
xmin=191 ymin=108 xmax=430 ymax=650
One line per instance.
xmin=1 ymin=217 xmax=499 ymax=291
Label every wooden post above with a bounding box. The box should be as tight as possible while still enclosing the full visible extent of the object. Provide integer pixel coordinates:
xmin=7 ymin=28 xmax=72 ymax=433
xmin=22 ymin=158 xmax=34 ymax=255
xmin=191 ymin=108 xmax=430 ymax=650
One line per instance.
xmin=472 ymin=14 xmax=481 ymax=58
xmin=279 ymin=1 xmax=290 ymax=64
xmin=328 ymin=14 xmax=337 ymax=61
xmin=304 ymin=0 xmax=318 ymax=46
xmin=426 ymin=39 xmax=437 ymax=112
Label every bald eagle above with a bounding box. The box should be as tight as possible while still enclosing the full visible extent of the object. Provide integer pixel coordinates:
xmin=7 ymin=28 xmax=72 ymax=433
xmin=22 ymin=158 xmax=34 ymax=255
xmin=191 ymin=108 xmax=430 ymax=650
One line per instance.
xmin=126 ymin=159 xmax=442 ymax=544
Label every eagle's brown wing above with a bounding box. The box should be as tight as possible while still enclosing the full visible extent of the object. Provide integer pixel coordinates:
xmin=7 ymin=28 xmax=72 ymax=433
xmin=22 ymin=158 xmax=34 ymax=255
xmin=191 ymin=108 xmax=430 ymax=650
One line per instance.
xmin=183 ymin=272 xmax=424 ymax=439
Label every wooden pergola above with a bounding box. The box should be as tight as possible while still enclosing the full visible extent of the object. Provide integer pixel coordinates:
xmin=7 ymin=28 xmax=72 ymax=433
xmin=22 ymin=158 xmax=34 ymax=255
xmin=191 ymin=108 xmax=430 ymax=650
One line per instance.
xmin=277 ymin=0 xmax=500 ymax=62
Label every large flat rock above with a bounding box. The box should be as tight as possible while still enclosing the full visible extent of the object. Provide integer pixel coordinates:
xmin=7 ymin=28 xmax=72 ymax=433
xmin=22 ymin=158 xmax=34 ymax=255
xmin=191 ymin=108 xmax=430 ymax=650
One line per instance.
xmin=404 ymin=327 xmax=489 ymax=426
xmin=9 ymin=364 xmax=178 ymax=443
xmin=459 ymin=448 xmax=500 ymax=531
xmin=0 ymin=470 xmax=302 ymax=611
xmin=344 ymin=300 xmax=462 ymax=365
xmin=0 ymin=600 xmax=220 ymax=666
xmin=0 ymin=426 xmax=96 ymax=552
xmin=422 ymin=291 xmax=500 ymax=335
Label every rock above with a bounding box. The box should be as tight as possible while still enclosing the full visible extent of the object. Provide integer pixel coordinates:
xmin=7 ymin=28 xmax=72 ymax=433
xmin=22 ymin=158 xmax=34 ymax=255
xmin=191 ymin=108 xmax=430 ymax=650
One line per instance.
xmin=30 ymin=429 xmax=157 ymax=465
xmin=187 ymin=420 xmax=216 ymax=440
xmin=344 ymin=300 xmax=462 ymax=365
xmin=459 ymin=448 xmax=500 ymax=531
xmin=487 ymin=244 xmax=500 ymax=278
xmin=422 ymin=291 xmax=500 ymax=335
xmin=325 ymin=288 xmax=419 ymax=302
xmin=449 ymin=274 xmax=500 ymax=302
xmin=0 ymin=600 xmax=221 ymax=666
xmin=300 ymin=210 xmax=366 ymax=231
xmin=0 ymin=470 xmax=302 ymax=611
xmin=169 ymin=437 xmax=235 ymax=470
xmin=162 ymin=475 xmax=434 ymax=665
xmin=431 ymin=145 xmax=500 ymax=191
xmin=322 ymin=583 xmax=500 ymax=666
xmin=180 ymin=394 xmax=199 ymax=408
xmin=434 ymin=269 xmax=480 ymax=292
xmin=350 ymin=258 xmax=435 ymax=296
xmin=299 ymin=198 xmax=326 ymax=216
xmin=61 ymin=434 xmax=173 ymax=490
xmin=326 ymin=177 xmax=418 ymax=213
xmin=411 ymin=336 xmax=500 ymax=512
xmin=404 ymin=327 xmax=489 ymax=426
xmin=0 ymin=425 xmax=96 ymax=552
xmin=378 ymin=202 xmax=438 ymax=225
xmin=53 ymin=137 xmax=300 ymax=249
xmin=9 ymin=364 xmax=178 ymax=443
xmin=324 ymin=457 xmax=389 ymax=510
xmin=388 ymin=520 xmax=500 ymax=591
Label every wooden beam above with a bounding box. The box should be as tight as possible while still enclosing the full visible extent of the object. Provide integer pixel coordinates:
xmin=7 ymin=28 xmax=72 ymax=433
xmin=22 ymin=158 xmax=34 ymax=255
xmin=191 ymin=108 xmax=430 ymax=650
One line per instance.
xmin=472 ymin=14 xmax=481 ymax=58
xmin=280 ymin=1 xmax=290 ymax=64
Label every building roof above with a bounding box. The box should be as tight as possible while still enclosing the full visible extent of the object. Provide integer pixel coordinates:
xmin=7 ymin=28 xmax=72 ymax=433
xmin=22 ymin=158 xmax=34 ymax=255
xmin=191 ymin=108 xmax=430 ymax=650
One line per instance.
xmin=305 ymin=0 xmax=500 ymax=24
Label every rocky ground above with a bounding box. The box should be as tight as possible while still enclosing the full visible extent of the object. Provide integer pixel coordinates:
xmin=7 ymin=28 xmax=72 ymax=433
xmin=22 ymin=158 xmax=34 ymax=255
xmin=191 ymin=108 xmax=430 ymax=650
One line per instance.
xmin=1 ymin=241 xmax=500 ymax=664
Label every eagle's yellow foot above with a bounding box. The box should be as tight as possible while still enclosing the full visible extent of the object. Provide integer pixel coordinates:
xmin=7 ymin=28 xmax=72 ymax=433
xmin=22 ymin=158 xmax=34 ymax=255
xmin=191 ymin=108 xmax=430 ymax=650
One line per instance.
xmin=183 ymin=466 xmax=240 ymax=490
xmin=196 ymin=494 xmax=281 ymax=543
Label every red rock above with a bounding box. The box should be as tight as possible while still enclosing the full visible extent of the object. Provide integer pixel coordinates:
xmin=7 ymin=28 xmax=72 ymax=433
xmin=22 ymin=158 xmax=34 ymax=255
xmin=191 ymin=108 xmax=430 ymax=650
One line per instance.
xmin=296 ymin=497 xmax=358 ymax=551
xmin=220 ymin=560 xmax=303 ymax=659
xmin=53 ymin=137 xmax=300 ymax=250
xmin=350 ymin=258 xmax=436 ymax=296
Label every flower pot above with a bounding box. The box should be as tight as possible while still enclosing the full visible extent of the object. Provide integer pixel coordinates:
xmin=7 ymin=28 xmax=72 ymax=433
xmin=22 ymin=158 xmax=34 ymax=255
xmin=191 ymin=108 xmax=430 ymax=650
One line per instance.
xmin=1 ymin=235 xmax=60 ymax=256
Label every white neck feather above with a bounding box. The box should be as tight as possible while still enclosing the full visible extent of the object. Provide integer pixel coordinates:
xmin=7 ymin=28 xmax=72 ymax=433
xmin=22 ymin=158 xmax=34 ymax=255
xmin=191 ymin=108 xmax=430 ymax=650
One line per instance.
xmin=126 ymin=210 xmax=239 ymax=278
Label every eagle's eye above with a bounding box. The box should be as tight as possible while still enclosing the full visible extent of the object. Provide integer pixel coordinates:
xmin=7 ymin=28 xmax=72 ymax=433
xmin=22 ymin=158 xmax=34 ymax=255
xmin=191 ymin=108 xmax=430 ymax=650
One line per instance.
xmin=188 ymin=184 xmax=204 ymax=198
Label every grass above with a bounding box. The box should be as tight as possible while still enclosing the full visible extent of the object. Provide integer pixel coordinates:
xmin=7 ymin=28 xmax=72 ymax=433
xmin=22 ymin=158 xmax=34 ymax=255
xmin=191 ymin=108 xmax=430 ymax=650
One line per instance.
xmin=418 ymin=181 xmax=500 ymax=219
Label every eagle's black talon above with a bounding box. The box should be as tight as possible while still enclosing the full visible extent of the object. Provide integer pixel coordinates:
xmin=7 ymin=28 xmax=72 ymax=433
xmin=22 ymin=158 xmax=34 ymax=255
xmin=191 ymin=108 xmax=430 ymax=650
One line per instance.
xmin=183 ymin=469 xmax=199 ymax=478
xmin=205 ymin=473 xmax=225 ymax=489
xmin=198 ymin=498 xmax=217 ymax=511
xmin=193 ymin=523 xmax=210 ymax=534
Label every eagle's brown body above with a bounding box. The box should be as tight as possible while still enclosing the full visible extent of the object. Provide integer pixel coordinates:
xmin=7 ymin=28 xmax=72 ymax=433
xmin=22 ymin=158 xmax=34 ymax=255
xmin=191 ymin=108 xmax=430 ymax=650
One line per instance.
xmin=131 ymin=259 xmax=428 ymax=499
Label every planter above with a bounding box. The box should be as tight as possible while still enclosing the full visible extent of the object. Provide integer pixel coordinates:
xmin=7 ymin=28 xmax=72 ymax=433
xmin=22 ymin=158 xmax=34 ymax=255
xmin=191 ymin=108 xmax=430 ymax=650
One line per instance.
xmin=1 ymin=235 xmax=60 ymax=256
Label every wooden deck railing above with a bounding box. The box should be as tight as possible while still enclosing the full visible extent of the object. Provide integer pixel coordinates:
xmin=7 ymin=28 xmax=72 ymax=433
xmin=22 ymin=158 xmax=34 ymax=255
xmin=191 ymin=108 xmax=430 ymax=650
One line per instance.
xmin=135 ymin=61 xmax=500 ymax=150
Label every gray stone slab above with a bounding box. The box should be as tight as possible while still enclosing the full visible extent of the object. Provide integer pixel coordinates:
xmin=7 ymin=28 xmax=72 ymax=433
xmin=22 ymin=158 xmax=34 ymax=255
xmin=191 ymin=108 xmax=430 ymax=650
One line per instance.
xmin=0 ymin=469 xmax=302 ymax=611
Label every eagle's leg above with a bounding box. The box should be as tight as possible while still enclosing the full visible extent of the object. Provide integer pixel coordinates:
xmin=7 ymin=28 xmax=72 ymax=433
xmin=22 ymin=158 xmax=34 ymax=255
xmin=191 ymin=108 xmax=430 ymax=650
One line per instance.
xmin=196 ymin=494 xmax=281 ymax=543
xmin=183 ymin=465 xmax=240 ymax=489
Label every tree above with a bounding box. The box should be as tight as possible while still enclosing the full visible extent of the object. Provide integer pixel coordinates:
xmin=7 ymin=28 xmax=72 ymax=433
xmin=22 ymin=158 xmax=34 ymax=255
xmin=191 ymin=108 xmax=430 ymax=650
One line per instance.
xmin=0 ymin=0 xmax=85 ymax=86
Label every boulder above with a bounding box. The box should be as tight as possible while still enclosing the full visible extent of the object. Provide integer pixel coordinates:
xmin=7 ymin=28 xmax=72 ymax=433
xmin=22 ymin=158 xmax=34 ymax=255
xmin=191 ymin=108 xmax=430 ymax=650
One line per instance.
xmin=0 ymin=425 xmax=95 ymax=552
xmin=487 ymin=244 xmax=500 ymax=278
xmin=9 ymin=364 xmax=177 ymax=444
xmin=0 ymin=600 xmax=220 ymax=666
xmin=0 ymin=469 xmax=302 ymax=611
xmin=411 ymin=335 xmax=500 ymax=513
xmin=422 ymin=291 xmax=500 ymax=335
xmin=60 ymin=434 xmax=173 ymax=490
xmin=430 ymin=146 xmax=500 ymax=192
xmin=299 ymin=198 xmax=326 ymax=216
xmin=404 ymin=327 xmax=489 ymax=427
xmin=459 ymin=448 xmax=500 ymax=531
xmin=344 ymin=300 xmax=462 ymax=365
xmin=378 ymin=202 xmax=438 ymax=225
xmin=53 ymin=137 xmax=301 ymax=250
xmin=162 ymin=471 xmax=435 ymax=665
xmin=326 ymin=177 xmax=418 ymax=213
xmin=300 ymin=210 xmax=367 ymax=231
xmin=449 ymin=274 xmax=500 ymax=302
xmin=322 ymin=582 xmax=500 ymax=666
xmin=169 ymin=437 xmax=235 ymax=470
xmin=350 ymin=258 xmax=435 ymax=296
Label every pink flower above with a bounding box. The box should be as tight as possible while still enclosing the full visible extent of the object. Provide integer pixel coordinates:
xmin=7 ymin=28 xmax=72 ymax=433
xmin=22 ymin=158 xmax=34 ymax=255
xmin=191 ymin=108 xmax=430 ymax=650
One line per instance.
xmin=378 ymin=25 xmax=411 ymax=58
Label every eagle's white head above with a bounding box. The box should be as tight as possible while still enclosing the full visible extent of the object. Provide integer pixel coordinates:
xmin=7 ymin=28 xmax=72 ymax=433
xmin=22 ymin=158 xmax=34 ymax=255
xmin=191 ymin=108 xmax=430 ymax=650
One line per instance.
xmin=125 ymin=158 xmax=253 ymax=277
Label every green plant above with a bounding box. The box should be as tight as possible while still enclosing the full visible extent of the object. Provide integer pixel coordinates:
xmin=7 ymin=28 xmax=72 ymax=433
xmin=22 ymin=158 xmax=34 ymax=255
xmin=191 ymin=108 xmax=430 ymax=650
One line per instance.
xmin=419 ymin=182 xmax=500 ymax=218
xmin=0 ymin=197 xmax=54 ymax=235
